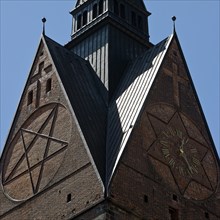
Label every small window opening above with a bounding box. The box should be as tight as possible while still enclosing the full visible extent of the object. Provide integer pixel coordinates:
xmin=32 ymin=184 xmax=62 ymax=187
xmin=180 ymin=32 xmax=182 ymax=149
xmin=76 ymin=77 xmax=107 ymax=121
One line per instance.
xmin=40 ymin=50 xmax=44 ymax=56
xmin=114 ymin=0 xmax=119 ymax=15
xmin=120 ymin=4 xmax=125 ymax=19
xmin=99 ymin=0 xmax=104 ymax=15
xmin=27 ymin=90 xmax=33 ymax=106
xmin=35 ymin=81 xmax=41 ymax=108
xmin=172 ymin=194 xmax=178 ymax=201
xmin=83 ymin=10 xmax=88 ymax=26
xmin=67 ymin=193 xmax=72 ymax=203
xmin=38 ymin=61 xmax=44 ymax=75
xmin=144 ymin=195 xmax=148 ymax=203
xmin=77 ymin=14 xmax=82 ymax=30
xmin=46 ymin=78 xmax=52 ymax=93
xmin=93 ymin=4 xmax=98 ymax=19
xmin=169 ymin=207 xmax=178 ymax=220
xmin=205 ymin=212 xmax=209 ymax=219
xmin=138 ymin=15 xmax=143 ymax=30
xmin=131 ymin=11 xmax=137 ymax=26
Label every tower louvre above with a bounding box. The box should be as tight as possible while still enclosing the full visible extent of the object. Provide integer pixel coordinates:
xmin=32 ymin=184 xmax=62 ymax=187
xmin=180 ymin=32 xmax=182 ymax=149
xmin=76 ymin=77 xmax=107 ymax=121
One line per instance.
xmin=66 ymin=0 xmax=152 ymax=99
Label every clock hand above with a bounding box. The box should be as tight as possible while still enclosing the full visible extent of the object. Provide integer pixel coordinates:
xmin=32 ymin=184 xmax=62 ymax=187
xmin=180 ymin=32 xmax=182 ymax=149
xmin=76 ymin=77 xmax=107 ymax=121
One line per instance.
xmin=180 ymin=137 xmax=189 ymax=148
xmin=180 ymin=151 xmax=193 ymax=174
xmin=179 ymin=137 xmax=189 ymax=153
xmin=179 ymin=139 xmax=184 ymax=151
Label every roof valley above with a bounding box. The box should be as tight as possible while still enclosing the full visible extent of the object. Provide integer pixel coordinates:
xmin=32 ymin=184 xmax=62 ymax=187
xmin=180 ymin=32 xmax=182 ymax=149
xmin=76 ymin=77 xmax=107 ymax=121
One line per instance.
xmin=42 ymin=34 xmax=173 ymax=188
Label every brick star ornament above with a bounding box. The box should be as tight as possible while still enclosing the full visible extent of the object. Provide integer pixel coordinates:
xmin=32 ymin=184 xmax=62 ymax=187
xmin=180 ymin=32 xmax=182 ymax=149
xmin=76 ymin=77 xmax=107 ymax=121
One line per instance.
xmin=147 ymin=103 xmax=219 ymax=200
xmin=1 ymin=103 xmax=72 ymax=201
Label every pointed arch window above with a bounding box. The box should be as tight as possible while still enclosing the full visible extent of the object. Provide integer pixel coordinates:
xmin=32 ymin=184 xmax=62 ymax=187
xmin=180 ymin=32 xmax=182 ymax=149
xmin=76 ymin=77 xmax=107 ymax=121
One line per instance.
xmin=205 ymin=212 xmax=210 ymax=219
xmin=83 ymin=10 xmax=88 ymax=26
xmin=99 ymin=0 xmax=104 ymax=15
xmin=46 ymin=78 xmax=52 ymax=93
xmin=67 ymin=193 xmax=72 ymax=203
xmin=36 ymin=80 xmax=41 ymax=108
xmin=169 ymin=207 xmax=179 ymax=220
xmin=93 ymin=4 xmax=98 ymax=19
xmin=77 ymin=14 xmax=82 ymax=30
xmin=27 ymin=90 xmax=33 ymax=106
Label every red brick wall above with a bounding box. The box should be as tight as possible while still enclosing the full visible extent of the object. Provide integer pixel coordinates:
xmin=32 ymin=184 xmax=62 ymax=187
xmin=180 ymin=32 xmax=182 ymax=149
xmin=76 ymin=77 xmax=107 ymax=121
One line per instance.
xmin=0 ymin=39 xmax=104 ymax=219
xmin=109 ymin=38 xmax=220 ymax=220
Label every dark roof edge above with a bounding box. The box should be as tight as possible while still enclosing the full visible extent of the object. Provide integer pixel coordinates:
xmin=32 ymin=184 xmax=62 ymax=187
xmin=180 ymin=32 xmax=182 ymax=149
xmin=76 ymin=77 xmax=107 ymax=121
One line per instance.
xmin=42 ymin=34 xmax=107 ymax=188
xmin=173 ymin=32 xmax=220 ymax=165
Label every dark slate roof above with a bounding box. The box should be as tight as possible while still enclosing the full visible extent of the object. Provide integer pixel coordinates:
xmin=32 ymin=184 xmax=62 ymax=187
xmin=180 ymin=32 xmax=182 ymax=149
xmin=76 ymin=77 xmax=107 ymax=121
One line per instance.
xmin=42 ymin=33 xmax=173 ymax=187
xmin=43 ymin=35 xmax=108 ymax=183
xmin=106 ymin=34 xmax=173 ymax=184
xmin=129 ymin=0 xmax=148 ymax=11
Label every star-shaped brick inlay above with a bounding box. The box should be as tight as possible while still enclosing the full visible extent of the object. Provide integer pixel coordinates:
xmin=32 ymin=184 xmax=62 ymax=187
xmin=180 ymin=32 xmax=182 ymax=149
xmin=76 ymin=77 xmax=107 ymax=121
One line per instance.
xmin=2 ymin=103 xmax=72 ymax=201
xmin=147 ymin=109 xmax=215 ymax=200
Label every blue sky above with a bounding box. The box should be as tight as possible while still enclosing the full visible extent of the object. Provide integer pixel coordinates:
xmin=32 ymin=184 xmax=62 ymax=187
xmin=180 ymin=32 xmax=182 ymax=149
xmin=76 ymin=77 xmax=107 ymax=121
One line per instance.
xmin=0 ymin=1 xmax=219 ymax=156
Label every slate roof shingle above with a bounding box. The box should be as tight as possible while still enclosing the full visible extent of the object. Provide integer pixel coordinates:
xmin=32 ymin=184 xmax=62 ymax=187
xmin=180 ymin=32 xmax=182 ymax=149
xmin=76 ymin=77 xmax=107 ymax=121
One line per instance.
xmin=44 ymin=35 xmax=108 ymax=183
xmin=106 ymin=35 xmax=173 ymax=184
xmin=43 ymin=33 xmax=173 ymax=187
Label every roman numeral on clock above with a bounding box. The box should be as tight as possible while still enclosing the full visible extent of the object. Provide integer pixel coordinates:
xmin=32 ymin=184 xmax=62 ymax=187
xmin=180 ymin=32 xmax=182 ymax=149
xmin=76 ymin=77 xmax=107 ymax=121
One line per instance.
xmin=168 ymin=158 xmax=176 ymax=168
xmin=178 ymin=167 xmax=184 ymax=176
xmin=162 ymin=148 xmax=170 ymax=158
xmin=160 ymin=140 xmax=169 ymax=147
xmin=192 ymin=157 xmax=200 ymax=166
xmin=191 ymin=165 xmax=198 ymax=174
xmin=176 ymin=129 xmax=183 ymax=139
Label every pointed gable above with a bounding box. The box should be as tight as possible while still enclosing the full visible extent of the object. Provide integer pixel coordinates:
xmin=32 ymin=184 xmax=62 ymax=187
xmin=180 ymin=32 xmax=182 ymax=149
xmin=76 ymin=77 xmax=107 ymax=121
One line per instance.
xmin=108 ymin=33 xmax=219 ymax=215
xmin=109 ymin=31 xmax=219 ymax=199
xmin=0 ymin=34 xmax=105 ymax=217
xmin=107 ymin=31 xmax=220 ymax=187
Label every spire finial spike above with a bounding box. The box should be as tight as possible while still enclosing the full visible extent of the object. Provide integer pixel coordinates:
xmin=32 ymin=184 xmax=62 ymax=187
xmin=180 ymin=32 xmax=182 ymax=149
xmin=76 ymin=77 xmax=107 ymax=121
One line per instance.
xmin=172 ymin=16 xmax=176 ymax=33
xmin=42 ymin=17 xmax=47 ymax=35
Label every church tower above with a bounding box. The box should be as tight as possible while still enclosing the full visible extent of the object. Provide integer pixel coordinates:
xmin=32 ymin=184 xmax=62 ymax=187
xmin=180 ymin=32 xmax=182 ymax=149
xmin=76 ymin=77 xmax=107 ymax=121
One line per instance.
xmin=0 ymin=1 xmax=219 ymax=220
xmin=66 ymin=0 xmax=152 ymax=99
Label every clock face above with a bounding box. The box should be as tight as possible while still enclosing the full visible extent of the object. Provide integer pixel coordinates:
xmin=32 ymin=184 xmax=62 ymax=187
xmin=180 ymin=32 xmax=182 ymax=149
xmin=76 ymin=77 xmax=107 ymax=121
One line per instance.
xmin=147 ymin=103 xmax=219 ymax=200
xmin=1 ymin=103 xmax=72 ymax=201
xmin=159 ymin=126 xmax=201 ymax=177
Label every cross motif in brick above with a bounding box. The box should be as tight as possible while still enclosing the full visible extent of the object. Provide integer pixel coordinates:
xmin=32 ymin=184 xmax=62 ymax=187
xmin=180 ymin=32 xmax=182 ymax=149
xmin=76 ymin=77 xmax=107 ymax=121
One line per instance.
xmin=164 ymin=62 xmax=189 ymax=108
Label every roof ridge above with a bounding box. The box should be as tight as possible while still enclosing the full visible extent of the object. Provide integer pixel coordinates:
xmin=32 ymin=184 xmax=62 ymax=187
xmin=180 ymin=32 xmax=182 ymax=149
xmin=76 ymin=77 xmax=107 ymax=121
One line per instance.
xmin=106 ymin=35 xmax=174 ymax=189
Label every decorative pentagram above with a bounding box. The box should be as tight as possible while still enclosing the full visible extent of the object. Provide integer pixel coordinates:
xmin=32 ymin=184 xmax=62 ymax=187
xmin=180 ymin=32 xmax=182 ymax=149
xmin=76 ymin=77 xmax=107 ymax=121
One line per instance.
xmin=1 ymin=103 xmax=72 ymax=201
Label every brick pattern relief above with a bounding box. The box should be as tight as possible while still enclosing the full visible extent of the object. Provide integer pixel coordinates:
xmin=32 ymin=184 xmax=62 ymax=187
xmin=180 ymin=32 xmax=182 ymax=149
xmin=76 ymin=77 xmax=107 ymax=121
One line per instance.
xmin=0 ymin=39 xmax=104 ymax=219
xmin=109 ymin=38 xmax=220 ymax=219
xmin=2 ymin=103 xmax=72 ymax=201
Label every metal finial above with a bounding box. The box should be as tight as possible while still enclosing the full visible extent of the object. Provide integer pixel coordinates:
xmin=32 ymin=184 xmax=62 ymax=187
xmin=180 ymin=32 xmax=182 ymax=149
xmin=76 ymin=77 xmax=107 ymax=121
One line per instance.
xmin=172 ymin=16 xmax=176 ymax=33
xmin=42 ymin=17 xmax=47 ymax=35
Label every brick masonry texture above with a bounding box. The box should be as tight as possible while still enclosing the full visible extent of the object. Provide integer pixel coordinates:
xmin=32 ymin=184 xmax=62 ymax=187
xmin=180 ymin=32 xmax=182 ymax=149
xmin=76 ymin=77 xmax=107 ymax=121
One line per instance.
xmin=1 ymin=32 xmax=219 ymax=220
xmin=108 ymin=38 xmax=220 ymax=220
xmin=0 ymin=41 xmax=104 ymax=219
